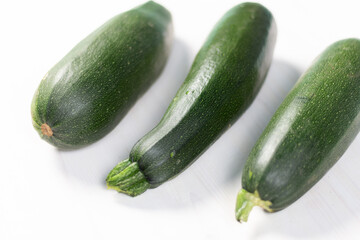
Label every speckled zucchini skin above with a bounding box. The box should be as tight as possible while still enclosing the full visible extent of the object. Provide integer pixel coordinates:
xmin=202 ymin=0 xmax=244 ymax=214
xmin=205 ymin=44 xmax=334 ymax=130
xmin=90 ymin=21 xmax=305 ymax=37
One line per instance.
xmin=130 ymin=3 xmax=276 ymax=187
xmin=242 ymin=39 xmax=360 ymax=211
xmin=31 ymin=1 xmax=173 ymax=149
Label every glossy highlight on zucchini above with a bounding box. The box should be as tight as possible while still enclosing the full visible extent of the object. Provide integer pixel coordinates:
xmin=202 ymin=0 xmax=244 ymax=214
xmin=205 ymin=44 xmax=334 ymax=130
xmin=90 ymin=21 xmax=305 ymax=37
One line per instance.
xmin=107 ymin=2 xmax=277 ymax=196
xmin=31 ymin=1 xmax=173 ymax=149
xmin=236 ymin=38 xmax=360 ymax=222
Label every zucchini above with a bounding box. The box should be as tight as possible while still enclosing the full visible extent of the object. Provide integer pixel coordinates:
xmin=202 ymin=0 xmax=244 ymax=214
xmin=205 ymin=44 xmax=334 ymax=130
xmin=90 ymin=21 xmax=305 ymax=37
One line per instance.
xmin=236 ymin=38 xmax=360 ymax=222
xmin=31 ymin=1 xmax=173 ymax=149
xmin=106 ymin=3 xmax=277 ymax=196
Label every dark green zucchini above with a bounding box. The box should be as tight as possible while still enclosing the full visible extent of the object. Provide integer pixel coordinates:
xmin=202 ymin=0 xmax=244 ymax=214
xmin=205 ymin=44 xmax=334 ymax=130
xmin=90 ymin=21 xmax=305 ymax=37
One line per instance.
xmin=236 ymin=38 xmax=360 ymax=222
xmin=106 ymin=2 xmax=277 ymax=196
xmin=31 ymin=1 xmax=173 ymax=149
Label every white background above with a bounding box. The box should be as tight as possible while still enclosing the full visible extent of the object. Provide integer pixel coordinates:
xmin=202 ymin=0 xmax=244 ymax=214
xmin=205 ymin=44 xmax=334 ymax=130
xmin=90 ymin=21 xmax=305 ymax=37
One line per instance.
xmin=1 ymin=0 xmax=360 ymax=239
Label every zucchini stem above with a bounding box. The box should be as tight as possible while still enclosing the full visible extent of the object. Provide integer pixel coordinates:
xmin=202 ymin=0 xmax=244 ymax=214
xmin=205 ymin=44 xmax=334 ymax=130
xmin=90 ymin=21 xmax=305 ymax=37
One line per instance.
xmin=106 ymin=159 xmax=150 ymax=197
xmin=235 ymin=189 xmax=273 ymax=222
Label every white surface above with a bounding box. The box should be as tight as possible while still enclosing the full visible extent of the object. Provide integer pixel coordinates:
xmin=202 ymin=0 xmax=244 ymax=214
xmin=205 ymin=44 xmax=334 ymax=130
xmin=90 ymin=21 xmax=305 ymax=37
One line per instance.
xmin=1 ymin=0 xmax=360 ymax=239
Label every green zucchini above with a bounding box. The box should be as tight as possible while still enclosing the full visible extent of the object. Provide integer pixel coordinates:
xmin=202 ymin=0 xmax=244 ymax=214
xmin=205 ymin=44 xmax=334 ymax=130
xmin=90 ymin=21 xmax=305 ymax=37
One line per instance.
xmin=31 ymin=1 xmax=173 ymax=149
xmin=106 ymin=3 xmax=277 ymax=196
xmin=236 ymin=38 xmax=360 ymax=222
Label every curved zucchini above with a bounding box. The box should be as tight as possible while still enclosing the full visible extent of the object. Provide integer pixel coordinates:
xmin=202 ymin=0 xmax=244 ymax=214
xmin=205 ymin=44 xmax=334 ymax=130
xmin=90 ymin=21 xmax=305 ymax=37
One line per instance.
xmin=236 ymin=38 xmax=360 ymax=222
xmin=31 ymin=1 xmax=173 ymax=149
xmin=106 ymin=3 xmax=277 ymax=196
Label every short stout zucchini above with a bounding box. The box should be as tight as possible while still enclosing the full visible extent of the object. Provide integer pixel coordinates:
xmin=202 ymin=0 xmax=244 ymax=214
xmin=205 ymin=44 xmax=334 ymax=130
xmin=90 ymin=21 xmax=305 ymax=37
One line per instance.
xmin=236 ymin=39 xmax=360 ymax=222
xmin=107 ymin=3 xmax=277 ymax=196
xmin=31 ymin=1 xmax=173 ymax=149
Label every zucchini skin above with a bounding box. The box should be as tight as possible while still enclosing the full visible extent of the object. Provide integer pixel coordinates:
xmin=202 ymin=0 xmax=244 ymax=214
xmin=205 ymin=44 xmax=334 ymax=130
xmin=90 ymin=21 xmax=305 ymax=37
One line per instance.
xmin=239 ymin=39 xmax=360 ymax=218
xmin=107 ymin=2 xmax=276 ymax=195
xmin=31 ymin=1 xmax=173 ymax=149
